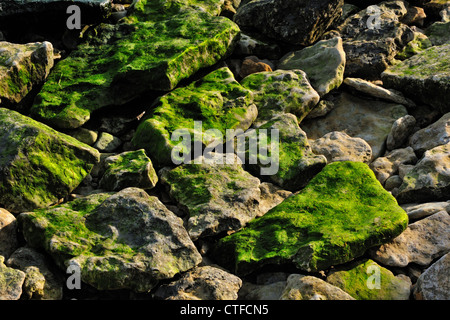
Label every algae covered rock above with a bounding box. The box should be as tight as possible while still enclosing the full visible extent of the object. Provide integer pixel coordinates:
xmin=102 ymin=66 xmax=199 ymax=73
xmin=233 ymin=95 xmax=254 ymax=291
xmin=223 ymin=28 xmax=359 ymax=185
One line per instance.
xmin=0 ymin=108 xmax=100 ymax=213
xmin=212 ymin=161 xmax=408 ymax=276
xmin=132 ymin=67 xmax=257 ymax=167
xmin=30 ymin=0 xmax=240 ymax=129
xmin=327 ymin=259 xmax=411 ymax=300
xmin=0 ymin=256 xmax=26 ymax=300
xmin=19 ymin=188 xmax=202 ymax=292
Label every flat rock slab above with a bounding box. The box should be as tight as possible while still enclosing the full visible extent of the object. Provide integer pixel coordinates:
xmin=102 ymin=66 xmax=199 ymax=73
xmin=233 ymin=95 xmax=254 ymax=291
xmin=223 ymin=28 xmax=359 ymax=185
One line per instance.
xmin=212 ymin=161 xmax=408 ymax=276
xmin=0 ymin=108 xmax=100 ymax=213
xmin=30 ymin=1 xmax=240 ymax=129
xmin=19 ymin=187 xmax=202 ymax=292
xmin=301 ymin=92 xmax=408 ymax=159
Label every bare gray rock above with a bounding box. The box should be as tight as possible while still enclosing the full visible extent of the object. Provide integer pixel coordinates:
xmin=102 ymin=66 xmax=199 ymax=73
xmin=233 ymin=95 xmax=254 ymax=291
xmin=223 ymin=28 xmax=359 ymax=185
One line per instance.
xmin=413 ymin=253 xmax=450 ymax=300
xmin=387 ymin=115 xmax=417 ymax=151
xmin=409 ymin=112 xmax=450 ymax=154
xmin=370 ymin=147 xmax=418 ymax=185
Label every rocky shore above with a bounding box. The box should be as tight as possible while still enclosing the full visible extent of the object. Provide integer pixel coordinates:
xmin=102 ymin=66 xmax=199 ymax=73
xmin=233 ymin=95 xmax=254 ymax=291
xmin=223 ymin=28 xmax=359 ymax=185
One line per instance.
xmin=0 ymin=0 xmax=449 ymax=300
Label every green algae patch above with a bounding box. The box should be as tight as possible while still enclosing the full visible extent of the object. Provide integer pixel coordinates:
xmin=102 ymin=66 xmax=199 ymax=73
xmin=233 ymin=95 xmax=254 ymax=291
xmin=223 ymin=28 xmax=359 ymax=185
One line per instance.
xmin=132 ymin=67 xmax=256 ymax=167
xmin=0 ymin=108 xmax=100 ymax=213
xmin=30 ymin=0 xmax=240 ymax=129
xmin=212 ymin=161 xmax=408 ymax=276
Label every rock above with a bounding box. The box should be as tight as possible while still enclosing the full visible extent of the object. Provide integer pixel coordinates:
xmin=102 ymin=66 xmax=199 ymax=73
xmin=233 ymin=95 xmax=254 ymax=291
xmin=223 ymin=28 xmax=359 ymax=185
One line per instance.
xmin=258 ymin=182 xmax=292 ymax=215
xmin=381 ymin=43 xmax=450 ymax=114
xmin=239 ymin=57 xmax=272 ymax=78
xmin=425 ymin=21 xmax=450 ymax=46
xmin=384 ymin=175 xmax=403 ymax=191
xmin=327 ymin=259 xmax=411 ymax=300
xmin=6 ymin=247 xmax=63 ymax=300
xmin=19 ymin=188 xmax=202 ymax=292
xmin=239 ymin=281 xmax=287 ymax=300
xmin=401 ymin=201 xmax=450 ymax=221
xmin=301 ymin=92 xmax=408 ymax=159
xmin=409 ymin=112 xmax=450 ymax=154
xmin=0 ymin=41 xmax=54 ymax=105
xmin=233 ymin=33 xmax=281 ymax=60
xmin=280 ymin=274 xmax=355 ymax=300
xmin=243 ymin=113 xmax=327 ymax=192
xmin=93 ymin=132 xmax=122 ymax=152
xmin=396 ymin=143 xmax=450 ymax=204
xmin=99 ymin=149 xmax=158 ymax=191
xmin=387 ymin=115 xmax=417 ymax=151
xmin=160 ymin=161 xmax=262 ymax=240
xmin=396 ymin=31 xmax=432 ymax=60
xmin=369 ymin=147 xmax=418 ymax=185
xmin=278 ymin=37 xmax=346 ymax=97
xmin=370 ymin=211 xmax=450 ymax=267
xmin=212 ymin=161 xmax=408 ymax=275
xmin=30 ymin=1 xmax=240 ymax=129
xmin=240 ymin=69 xmax=319 ymax=126
xmin=311 ymin=131 xmax=372 ymax=164
xmin=132 ymin=67 xmax=256 ymax=167
xmin=401 ymin=6 xmax=426 ymax=26
xmin=0 ymin=108 xmax=100 ymax=213
xmin=343 ymin=77 xmax=415 ymax=107
xmin=70 ymin=128 xmax=98 ymax=146
xmin=154 ymin=266 xmax=242 ymax=300
xmin=305 ymin=99 xmax=336 ymax=120
xmin=0 ymin=255 xmax=26 ymax=300
xmin=413 ymin=253 xmax=450 ymax=300
xmin=234 ymin=0 xmax=344 ymax=46
xmin=0 ymin=209 xmax=19 ymax=259
xmin=336 ymin=1 xmax=414 ymax=79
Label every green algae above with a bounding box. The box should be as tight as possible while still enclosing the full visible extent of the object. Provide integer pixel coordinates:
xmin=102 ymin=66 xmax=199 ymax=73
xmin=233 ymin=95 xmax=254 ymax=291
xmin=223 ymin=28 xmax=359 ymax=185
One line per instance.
xmin=212 ymin=161 xmax=408 ymax=276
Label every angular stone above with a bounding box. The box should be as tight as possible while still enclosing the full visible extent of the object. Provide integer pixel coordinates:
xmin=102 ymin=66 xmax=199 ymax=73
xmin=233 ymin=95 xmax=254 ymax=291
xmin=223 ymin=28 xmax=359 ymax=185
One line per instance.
xmin=387 ymin=115 xmax=417 ymax=151
xmin=396 ymin=144 xmax=450 ymax=204
xmin=396 ymin=31 xmax=432 ymax=60
xmin=132 ymin=67 xmax=256 ymax=167
xmin=401 ymin=201 xmax=450 ymax=221
xmin=0 ymin=41 xmax=54 ymax=105
xmin=425 ymin=21 xmax=450 ymax=46
xmin=0 ymin=108 xmax=100 ymax=213
xmin=93 ymin=132 xmax=122 ymax=152
xmin=18 ymin=188 xmax=202 ymax=292
xmin=327 ymin=259 xmax=411 ymax=300
xmin=154 ymin=266 xmax=242 ymax=300
xmin=280 ymin=274 xmax=355 ymax=300
xmin=413 ymin=253 xmax=450 ymax=300
xmin=278 ymin=37 xmax=346 ymax=97
xmin=369 ymin=147 xmax=418 ymax=185
xmin=30 ymin=1 xmax=240 ymax=129
xmin=381 ymin=43 xmax=450 ymax=113
xmin=99 ymin=149 xmax=158 ymax=191
xmin=0 ymin=209 xmax=19 ymax=259
xmin=409 ymin=112 xmax=450 ymax=154
xmin=6 ymin=247 xmax=63 ymax=300
xmin=301 ymin=92 xmax=408 ymax=159
xmin=370 ymin=211 xmax=450 ymax=267
xmin=212 ymin=161 xmax=408 ymax=275
xmin=0 ymin=256 xmax=25 ymax=300
xmin=311 ymin=131 xmax=372 ymax=164
xmin=234 ymin=0 xmax=344 ymax=46
xmin=160 ymin=161 xmax=262 ymax=240
xmin=240 ymin=69 xmax=319 ymax=126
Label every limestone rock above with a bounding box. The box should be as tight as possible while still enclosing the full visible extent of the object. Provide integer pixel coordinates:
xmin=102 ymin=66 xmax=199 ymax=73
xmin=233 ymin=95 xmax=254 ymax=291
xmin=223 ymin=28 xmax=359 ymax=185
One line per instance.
xmin=413 ymin=253 xmax=450 ymax=300
xmin=387 ymin=115 xmax=417 ymax=151
xmin=0 ymin=209 xmax=18 ymax=259
xmin=409 ymin=112 xmax=450 ymax=154
xmin=369 ymin=147 xmax=418 ymax=185
xmin=0 ymin=256 xmax=25 ymax=300
xmin=401 ymin=201 xmax=450 ymax=221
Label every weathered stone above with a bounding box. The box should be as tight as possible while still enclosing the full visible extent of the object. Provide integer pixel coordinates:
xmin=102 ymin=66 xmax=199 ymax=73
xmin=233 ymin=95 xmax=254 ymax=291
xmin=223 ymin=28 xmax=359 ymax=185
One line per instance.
xmin=70 ymin=128 xmax=98 ymax=146
xmin=396 ymin=31 xmax=432 ymax=60
xmin=0 ymin=108 xmax=100 ymax=213
xmin=425 ymin=21 xmax=450 ymax=45
xmin=401 ymin=201 xmax=450 ymax=221
xmin=233 ymin=33 xmax=281 ymax=59
xmin=409 ymin=112 xmax=450 ymax=154
xmin=93 ymin=132 xmax=122 ymax=152
xmin=370 ymin=211 xmax=450 ymax=267
xmin=19 ymin=188 xmax=202 ymax=292
xmin=0 ymin=209 xmax=18 ymax=259
xmin=0 ymin=255 xmax=25 ymax=300
xmin=370 ymin=147 xmax=418 ymax=185
xmin=387 ymin=115 xmax=417 ymax=151
xmin=239 ymin=57 xmax=272 ymax=78
xmin=413 ymin=253 xmax=450 ymax=300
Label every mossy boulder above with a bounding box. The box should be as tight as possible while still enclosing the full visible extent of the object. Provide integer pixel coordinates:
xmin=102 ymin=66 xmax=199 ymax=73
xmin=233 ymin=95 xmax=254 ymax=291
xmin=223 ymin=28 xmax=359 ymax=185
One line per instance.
xmin=30 ymin=0 xmax=240 ymax=129
xmin=240 ymin=70 xmax=319 ymax=126
xmin=0 ymin=108 xmax=100 ymax=213
xmin=18 ymin=187 xmax=202 ymax=292
xmin=396 ymin=32 xmax=432 ymax=60
xmin=327 ymin=259 xmax=411 ymax=300
xmin=425 ymin=21 xmax=450 ymax=46
xmin=212 ymin=161 xmax=408 ymax=276
xmin=381 ymin=43 xmax=450 ymax=113
xmin=132 ymin=67 xmax=257 ymax=167
xmin=0 ymin=256 xmax=26 ymax=300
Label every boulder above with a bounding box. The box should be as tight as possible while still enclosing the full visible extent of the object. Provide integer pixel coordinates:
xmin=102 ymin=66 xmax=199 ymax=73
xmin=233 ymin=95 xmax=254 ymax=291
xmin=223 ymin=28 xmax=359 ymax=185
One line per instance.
xmin=401 ymin=201 xmax=450 ymax=221
xmin=409 ymin=112 xmax=450 ymax=154
xmin=387 ymin=115 xmax=417 ymax=151
xmin=413 ymin=253 xmax=450 ymax=300
xmin=0 ymin=209 xmax=19 ymax=259
xmin=0 ymin=256 xmax=25 ymax=300
xmin=369 ymin=147 xmax=418 ymax=185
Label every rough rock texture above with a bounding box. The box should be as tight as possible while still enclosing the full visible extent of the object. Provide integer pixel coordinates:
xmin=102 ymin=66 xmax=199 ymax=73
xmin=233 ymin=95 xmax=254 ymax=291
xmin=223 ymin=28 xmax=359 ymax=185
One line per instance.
xmin=30 ymin=0 xmax=240 ymax=129
xmin=327 ymin=259 xmax=411 ymax=300
xmin=396 ymin=144 xmax=450 ymax=204
xmin=311 ymin=131 xmax=372 ymax=163
xmin=234 ymin=0 xmax=344 ymax=46
xmin=0 ymin=41 xmax=54 ymax=105
xmin=280 ymin=274 xmax=355 ymax=300
xmin=240 ymin=69 xmax=320 ymax=126
xmin=0 ymin=255 xmax=26 ymax=300
xmin=409 ymin=112 xmax=450 ymax=154
xmin=425 ymin=21 xmax=450 ymax=46
xmin=301 ymin=92 xmax=408 ymax=159
xmin=401 ymin=201 xmax=450 ymax=221
xmin=381 ymin=43 xmax=450 ymax=113
xmin=6 ymin=247 xmax=63 ymax=300
xmin=387 ymin=115 xmax=417 ymax=151
xmin=413 ymin=253 xmax=450 ymax=300
xmin=370 ymin=211 xmax=450 ymax=267
xmin=154 ymin=265 xmax=242 ymax=300
xmin=277 ymin=37 xmax=346 ymax=97
xmin=0 ymin=209 xmax=19 ymax=259
xmin=212 ymin=161 xmax=408 ymax=275
xmin=19 ymin=188 xmax=202 ymax=292
xmin=132 ymin=67 xmax=256 ymax=167
xmin=99 ymin=149 xmax=158 ymax=191
xmin=369 ymin=147 xmax=418 ymax=185
xmin=0 ymin=108 xmax=100 ymax=213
